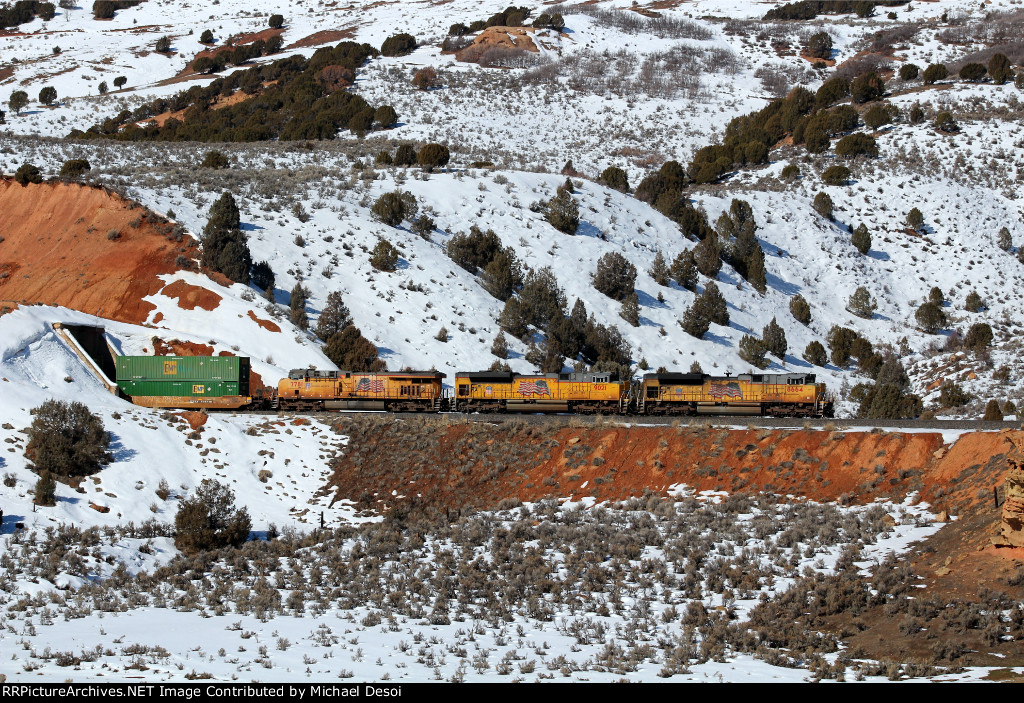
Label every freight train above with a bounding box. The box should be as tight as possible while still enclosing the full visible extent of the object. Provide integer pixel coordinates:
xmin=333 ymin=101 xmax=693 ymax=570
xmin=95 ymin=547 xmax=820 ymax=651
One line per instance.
xmin=114 ymin=356 xmax=834 ymax=418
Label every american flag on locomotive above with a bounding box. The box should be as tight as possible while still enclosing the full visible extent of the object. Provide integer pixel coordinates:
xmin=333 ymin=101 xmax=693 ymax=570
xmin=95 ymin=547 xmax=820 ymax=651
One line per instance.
xmin=518 ymin=379 xmax=551 ymax=396
xmin=708 ymin=381 xmax=742 ymax=400
xmin=355 ymin=377 xmax=386 ymax=393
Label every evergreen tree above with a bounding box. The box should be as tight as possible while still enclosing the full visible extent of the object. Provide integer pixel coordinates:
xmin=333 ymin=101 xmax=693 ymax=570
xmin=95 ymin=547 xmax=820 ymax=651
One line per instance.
xmin=315 ymin=291 xmax=352 ymax=341
xmin=988 ymin=53 xmax=1013 ymax=85
xmin=26 ymin=400 xmax=110 ymax=478
xmin=289 ymin=283 xmax=309 ymax=330
xmin=593 ymin=252 xmax=637 ymax=301
xmin=38 ymin=86 xmax=57 ymax=106
xmin=204 ymin=192 xmax=241 ymax=235
xmin=746 ymin=244 xmax=767 ymax=294
xmin=393 ymin=144 xmax=417 ymax=166
xmin=34 ymin=472 xmax=56 ymax=507
xmin=416 ymin=143 xmax=450 ymax=171
xmin=519 ymin=267 xmax=566 ymax=329
xmin=851 ymin=223 xmax=871 ymax=254
xmin=964 ymin=322 xmax=993 ymax=352
xmin=914 ymin=301 xmax=946 ymax=333
xmin=670 ymin=250 xmax=698 ymax=291
xmin=964 ymin=290 xmax=983 ymax=312
xmin=789 ymin=293 xmax=812 ymax=325
xmin=545 ymin=187 xmax=579 ymax=234
xmin=619 ymin=293 xmax=640 ymax=327
xmin=598 ymin=166 xmax=629 ymax=192
xmin=694 ymin=231 xmax=722 ymax=278
xmin=499 ymin=297 xmax=530 ymax=340
xmin=680 ymin=301 xmax=710 ymax=339
xmin=371 ymin=190 xmax=417 ymax=227
xmin=739 ymin=335 xmax=769 ymax=369
xmin=491 ymin=331 xmax=509 ymax=359
xmin=847 ymin=286 xmax=876 ymax=319
xmin=803 ymin=340 xmax=827 ymax=366
xmin=702 ymin=281 xmax=728 ymax=326
xmin=324 ymin=327 xmax=385 ymax=371
xmin=9 ymin=90 xmax=28 ymax=115
xmin=251 ymin=262 xmax=275 ymax=294
xmin=14 ymin=162 xmax=41 ymax=186
xmin=827 ymin=325 xmax=857 ymax=367
xmin=649 ymin=251 xmax=670 ymax=286
xmin=983 ymin=399 xmax=1003 ymax=421
xmin=369 ymin=239 xmax=399 ymax=272
xmin=201 ymin=228 xmax=251 ymax=284
xmin=762 ymin=317 xmax=787 ymax=359
xmin=997 ymin=227 xmax=1012 ymax=251
xmin=813 ymin=192 xmax=834 ymax=220
xmin=174 ymin=479 xmax=252 ymax=554
xmin=480 ymin=248 xmax=523 ymax=301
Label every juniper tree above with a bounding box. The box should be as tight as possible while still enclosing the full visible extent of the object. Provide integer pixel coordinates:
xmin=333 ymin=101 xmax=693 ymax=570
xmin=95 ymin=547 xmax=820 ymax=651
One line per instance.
xmin=964 ymin=322 xmax=993 ymax=352
xmin=989 ymin=53 xmax=1012 ymax=85
xmin=499 ymin=297 xmax=530 ymax=340
xmin=619 ymin=293 xmax=640 ymax=327
xmin=9 ymin=90 xmax=28 ymax=115
xmin=649 ymin=251 xmax=670 ymax=286
xmin=371 ymin=190 xmax=417 ymax=227
xmin=315 ymin=291 xmax=352 ymax=341
xmin=593 ymin=252 xmax=637 ymax=301
xmin=545 ymin=187 xmax=579 ymax=234
xmin=491 ymin=331 xmax=509 ymax=359
xmin=201 ymin=193 xmax=250 ymax=284
xmin=693 ymin=231 xmax=721 ymax=278
xmin=598 ymin=166 xmax=629 ymax=193
xmin=790 ymin=293 xmax=811 ymax=325
xmin=670 ymin=250 xmax=698 ymax=291
xmin=914 ymin=301 xmax=946 ymax=334
xmin=746 ymin=244 xmax=767 ymax=294
xmin=848 ymin=286 xmax=876 ymax=319
xmin=827 ymin=325 xmax=857 ymax=367
xmin=174 ymin=479 xmax=252 ymax=554
xmin=983 ymin=399 xmax=1003 ymax=421
xmin=964 ymin=290 xmax=983 ymax=312
xmin=997 ymin=227 xmax=1012 ymax=251
xmin=851 ymin=223 xmax=871 ymax=254
xmin=803 ymin=340 xmax=827 ymax=366
xmin=26 ymin=400 xmax=110 ymax=478
xmin=416 ymin=143 xmax=450 ymax=171
xmin=325 ymin=327 xmax=385 ymax=371
xmin=762 ymin=317 xmax=787 ymax=359
xmin=739 ymin=335 xmax=769 ymax=369
xmin=519 ymin=267 xmax=566 ymax=329
xmin=369 ymin=239 xmax=399 ymax=272
xmin=289 ymin=283 xmax=309 ymax=330
xmin=813 ymin=192 xmax=834 ymax=220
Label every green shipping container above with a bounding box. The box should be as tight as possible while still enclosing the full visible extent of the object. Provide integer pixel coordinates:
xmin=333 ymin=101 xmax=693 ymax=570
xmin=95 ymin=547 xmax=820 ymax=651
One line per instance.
xmin=115 ymin=356 xmax=249 ymax=398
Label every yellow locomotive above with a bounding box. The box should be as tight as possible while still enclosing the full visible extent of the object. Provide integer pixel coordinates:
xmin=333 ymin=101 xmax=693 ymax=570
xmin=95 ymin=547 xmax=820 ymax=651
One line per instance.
xmin=454 ymin=371 xmax=629 ymax=414
xmin=277 ymin=369 xmax=445 ymax=411
xmin=637 ymin=372 xmax=833 ymax=417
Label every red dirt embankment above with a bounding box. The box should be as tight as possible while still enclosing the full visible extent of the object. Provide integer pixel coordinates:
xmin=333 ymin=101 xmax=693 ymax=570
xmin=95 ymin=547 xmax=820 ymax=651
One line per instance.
xmin=0 ymin=179 xmax=195 ymax=324
xmin=325 ymin=419 xmax=1020 ymax=520
xmin=454 ymin=26 xmax=540 ymax=63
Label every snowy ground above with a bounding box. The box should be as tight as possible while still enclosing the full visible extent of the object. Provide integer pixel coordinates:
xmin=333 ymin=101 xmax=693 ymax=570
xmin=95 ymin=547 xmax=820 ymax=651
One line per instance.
xmin=0 ymin=491 xmax=985 ymax=683
xmin=2 ymin=0 xmax=1024 ymax=684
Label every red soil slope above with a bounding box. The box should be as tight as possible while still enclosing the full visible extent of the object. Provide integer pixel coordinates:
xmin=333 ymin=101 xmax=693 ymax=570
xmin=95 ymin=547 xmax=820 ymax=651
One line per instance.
xmin=326 ymin=419 xmax=1019 ymax=520
xmin=0 ymin=179 xmax=195 ymax=324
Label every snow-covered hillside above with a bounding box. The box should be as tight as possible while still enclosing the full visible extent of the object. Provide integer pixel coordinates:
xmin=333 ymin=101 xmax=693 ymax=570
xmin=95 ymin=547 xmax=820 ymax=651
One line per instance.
xmin=3 ymin=0 xmax=1024 ymax=685
xmin=1 ymin=0 xmax=1022 ymax=418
